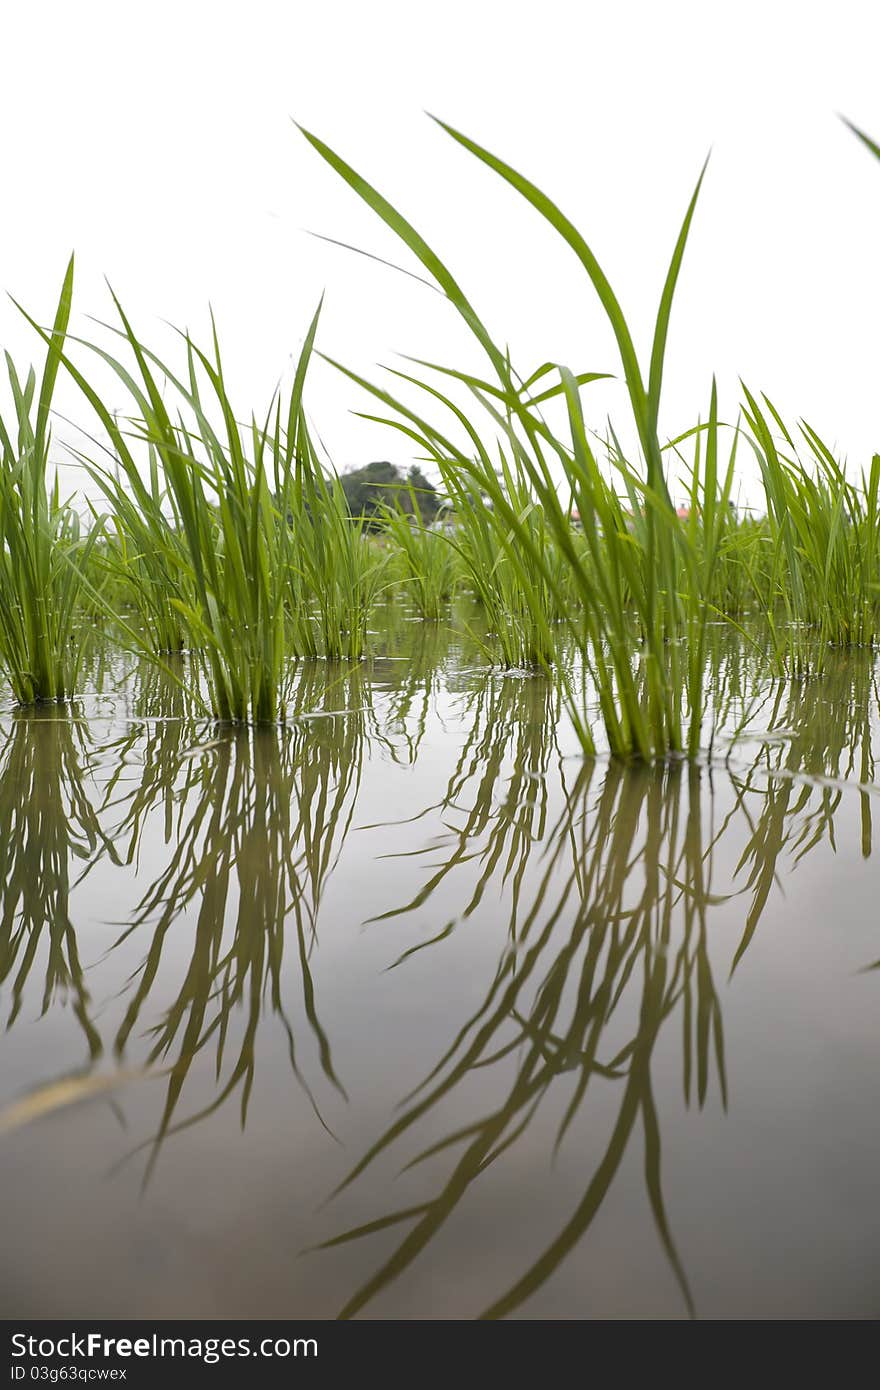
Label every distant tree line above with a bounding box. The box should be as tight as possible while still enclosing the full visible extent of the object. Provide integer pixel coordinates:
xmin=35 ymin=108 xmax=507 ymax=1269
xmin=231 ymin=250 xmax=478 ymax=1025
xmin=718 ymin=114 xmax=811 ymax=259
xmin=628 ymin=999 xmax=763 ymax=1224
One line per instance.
xmin=339 ymin=461 xmax=443 ymax=525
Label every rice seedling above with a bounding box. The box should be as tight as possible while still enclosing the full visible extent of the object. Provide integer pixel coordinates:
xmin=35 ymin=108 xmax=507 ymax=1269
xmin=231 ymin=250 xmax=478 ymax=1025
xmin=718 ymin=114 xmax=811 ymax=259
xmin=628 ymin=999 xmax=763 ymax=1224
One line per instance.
xmin=380 ymin=486 xmax=456 ymax=621
xmin=286 ymin=448 xmax=391 ymax=661
xmin=5 ymin=119 xmax=877 ymax=748
xmin=298 ymin=120 xmax=738 ymax=759
xmin=0 ymin=258 xmax=102 ymax=704
xmin=82 ymin=447 xmax=192 ymax=656
xmin=709 ymin=508 xmax=769 ymax=619
xmin=25 ymin=283 xmax=340 ymax=719
xmin=430 ymin=458 xmax=560 ymax=667
xmin=742 ymin=388 xmax=880 ymax=673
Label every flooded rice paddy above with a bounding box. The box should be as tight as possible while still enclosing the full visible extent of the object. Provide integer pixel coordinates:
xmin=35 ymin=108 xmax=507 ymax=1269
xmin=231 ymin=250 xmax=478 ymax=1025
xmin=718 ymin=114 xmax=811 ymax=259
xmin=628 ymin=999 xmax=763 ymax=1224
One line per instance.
xmin=1 ymin=622 xmax=880 ymax=1319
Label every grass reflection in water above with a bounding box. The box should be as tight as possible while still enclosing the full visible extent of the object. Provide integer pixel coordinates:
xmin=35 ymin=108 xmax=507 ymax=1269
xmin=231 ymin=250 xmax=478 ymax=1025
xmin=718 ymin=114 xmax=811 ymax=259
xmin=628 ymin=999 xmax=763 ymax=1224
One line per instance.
xmin=0 ymin=642 xmax=878 ymax=1315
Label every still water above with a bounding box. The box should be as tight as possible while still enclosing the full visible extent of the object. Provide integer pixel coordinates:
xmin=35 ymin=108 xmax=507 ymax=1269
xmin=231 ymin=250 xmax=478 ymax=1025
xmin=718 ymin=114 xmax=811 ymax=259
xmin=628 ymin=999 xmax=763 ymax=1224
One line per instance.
xmin=1 ymin=627 xmax=879 ymax=1319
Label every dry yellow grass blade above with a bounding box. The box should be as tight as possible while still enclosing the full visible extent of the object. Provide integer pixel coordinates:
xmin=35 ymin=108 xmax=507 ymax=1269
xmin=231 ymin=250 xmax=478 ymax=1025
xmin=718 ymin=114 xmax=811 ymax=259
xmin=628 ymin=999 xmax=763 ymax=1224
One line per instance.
xmin=0 ymin=1068 xmax=160 ymax=1135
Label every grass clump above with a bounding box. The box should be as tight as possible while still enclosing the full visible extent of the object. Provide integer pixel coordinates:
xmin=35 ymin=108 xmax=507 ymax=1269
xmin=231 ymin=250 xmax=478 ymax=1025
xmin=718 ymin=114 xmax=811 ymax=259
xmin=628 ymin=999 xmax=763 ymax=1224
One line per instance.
xmin=5 ymin=114 xmax=880 ymax=754
xmin=742 ymin=389 xmax=880 ymax=673
xmin=381 ymin=487 xmax=456 ymax=622
xmin=29 ymin=289 xmax=354 ymax=721
xmin=299 ymin=119 xmax=735 ymax=757
xmin=0 ymin=258 xmax=101 ymax=705
xmin=286 ymin=449 xmax=390 ymax=661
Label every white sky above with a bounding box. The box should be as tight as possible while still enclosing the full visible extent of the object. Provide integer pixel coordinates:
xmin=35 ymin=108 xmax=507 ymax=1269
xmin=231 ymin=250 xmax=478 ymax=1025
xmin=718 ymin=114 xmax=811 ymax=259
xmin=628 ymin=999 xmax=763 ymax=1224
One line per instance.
xmin=1 ymin=0 xmax=879 ymax=508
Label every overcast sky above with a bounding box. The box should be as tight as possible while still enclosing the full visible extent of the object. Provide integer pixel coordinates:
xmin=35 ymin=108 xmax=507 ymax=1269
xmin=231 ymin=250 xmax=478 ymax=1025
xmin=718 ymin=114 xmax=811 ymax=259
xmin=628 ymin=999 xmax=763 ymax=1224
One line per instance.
xmin=1 ymin=1 xmax=879 ymax=507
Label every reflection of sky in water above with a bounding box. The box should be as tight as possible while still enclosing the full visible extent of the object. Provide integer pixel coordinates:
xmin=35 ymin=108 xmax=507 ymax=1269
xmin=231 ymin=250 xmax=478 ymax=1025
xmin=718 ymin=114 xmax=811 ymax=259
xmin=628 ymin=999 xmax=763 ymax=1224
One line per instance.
xmin=1 ymin=637 xmax=880 ymax=1319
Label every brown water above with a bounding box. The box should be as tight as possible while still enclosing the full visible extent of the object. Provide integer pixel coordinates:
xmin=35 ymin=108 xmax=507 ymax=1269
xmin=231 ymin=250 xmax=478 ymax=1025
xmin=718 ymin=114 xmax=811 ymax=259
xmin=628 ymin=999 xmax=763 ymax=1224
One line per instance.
xmin=1 ymin=628 xmax=879 ymax=1319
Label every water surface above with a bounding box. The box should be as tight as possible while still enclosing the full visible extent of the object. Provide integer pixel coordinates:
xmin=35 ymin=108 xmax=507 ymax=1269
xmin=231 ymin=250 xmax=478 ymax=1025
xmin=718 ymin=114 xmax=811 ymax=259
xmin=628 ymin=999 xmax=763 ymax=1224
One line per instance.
xmin=1 ymin=631 xmax=879 ymax=1319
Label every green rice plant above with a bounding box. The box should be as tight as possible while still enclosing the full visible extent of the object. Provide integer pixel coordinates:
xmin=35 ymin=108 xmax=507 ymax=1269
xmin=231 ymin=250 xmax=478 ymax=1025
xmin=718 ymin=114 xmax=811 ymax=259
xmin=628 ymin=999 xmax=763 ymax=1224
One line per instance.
xmin=732 ymin=119 xmax=880 ymax=675
xmin=742 ymin=388 xmax=880 ymax=673
xmin=286 ymin=450 xmax=390 ymax=661
xmin=380 ymin=486 xmax=456 ymax=621
xmin=80 ymin=445 xmax=192 ymax=655
xmin=712 ymin=510 xmax=769 ymax=618
xmin=842 ymin=117 xmax=880 ymax=165
xmin=0 ymin=259 xmax=101 ymax=704
xmin=660 ymin=417 xmax=767 ymax=621
xmin=431 ymin=463 xmax=559 ymax=666
xmin=26 ymin=282 xmax=332 ymax=720
xmin=668 ymin=387 xmax=740 ymax=753
xmin=298 ymin=120 xmax=730 ymax=758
